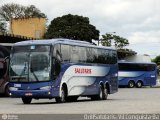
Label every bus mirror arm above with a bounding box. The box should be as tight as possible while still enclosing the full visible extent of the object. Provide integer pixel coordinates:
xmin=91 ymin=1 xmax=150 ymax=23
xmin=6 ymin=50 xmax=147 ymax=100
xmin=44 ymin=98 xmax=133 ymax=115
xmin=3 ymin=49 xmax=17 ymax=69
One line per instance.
xmin=4 ymin=56 xmax=9 ymax=62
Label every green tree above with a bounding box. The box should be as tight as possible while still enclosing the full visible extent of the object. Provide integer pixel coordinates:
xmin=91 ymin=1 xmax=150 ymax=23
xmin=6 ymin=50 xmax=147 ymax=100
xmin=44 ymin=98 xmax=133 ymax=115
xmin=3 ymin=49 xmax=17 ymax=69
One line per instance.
xmin=100 ymin=33 xmax=129 ymax=49
xmin=152 ymin=56 xmax=160 ymax=65
xmin=24 ymin=5 xmax=46 ymax=18
xmin=101 ymin=34 xmax=112 ymax=46
xmin=0 ymin=3 xmax=46 ymax=21
xmin=113 ymin=35 xmax=129 ymax=49
xmin=45 ymin=14 xmax=99 ymax=43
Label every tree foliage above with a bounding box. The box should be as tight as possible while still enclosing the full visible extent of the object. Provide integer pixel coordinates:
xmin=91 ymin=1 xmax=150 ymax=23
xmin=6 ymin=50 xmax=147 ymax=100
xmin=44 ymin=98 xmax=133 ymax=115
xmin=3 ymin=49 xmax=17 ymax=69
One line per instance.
xmin=100 ymin=33 xmax=129 ymax=49
xmin=45 ymin=14 xmax=99 ymax=43
xmin=101 ymin=34 xmax=112 ymax=46
xmin=24 ymin=5 xmax=46 ymax=18
xmin=0 ymin=21 xmax=6 ymax=32
xmin=0 ymin=3 xmax=46 ymax=21
xmin=152 ymin=56 xmax=160 ymax=65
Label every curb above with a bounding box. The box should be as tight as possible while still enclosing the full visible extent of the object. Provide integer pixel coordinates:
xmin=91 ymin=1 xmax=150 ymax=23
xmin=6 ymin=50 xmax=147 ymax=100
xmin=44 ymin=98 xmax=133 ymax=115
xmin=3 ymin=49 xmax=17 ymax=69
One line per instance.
xmin=153 ymin=85 xmax=160 ymax=88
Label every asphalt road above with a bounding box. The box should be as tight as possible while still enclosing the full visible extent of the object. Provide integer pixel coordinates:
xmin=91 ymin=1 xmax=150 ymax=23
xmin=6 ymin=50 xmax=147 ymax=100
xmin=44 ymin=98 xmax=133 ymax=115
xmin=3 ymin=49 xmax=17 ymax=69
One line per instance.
xmin=0 ymin=88 xmax=160 ymax=114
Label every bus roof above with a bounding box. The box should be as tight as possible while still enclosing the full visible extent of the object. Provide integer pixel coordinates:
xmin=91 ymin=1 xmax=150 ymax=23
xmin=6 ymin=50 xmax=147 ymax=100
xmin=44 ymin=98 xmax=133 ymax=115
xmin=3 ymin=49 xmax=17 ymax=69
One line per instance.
xmin=118 ymin=61 xmax=156 ymax=65
xmin=13 ymin=38 xmax=116 ymax=50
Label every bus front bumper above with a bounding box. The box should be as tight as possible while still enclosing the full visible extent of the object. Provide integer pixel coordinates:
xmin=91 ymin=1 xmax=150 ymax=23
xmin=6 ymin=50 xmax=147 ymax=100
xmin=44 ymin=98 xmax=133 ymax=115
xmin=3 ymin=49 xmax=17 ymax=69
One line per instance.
xmin=9 ymin=90 xmax=58 ymax=98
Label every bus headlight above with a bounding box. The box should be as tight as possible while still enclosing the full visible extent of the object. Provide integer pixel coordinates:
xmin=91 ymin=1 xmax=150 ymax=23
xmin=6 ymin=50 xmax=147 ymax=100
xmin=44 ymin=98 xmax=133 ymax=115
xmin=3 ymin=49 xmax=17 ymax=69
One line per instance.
xmin=9 ymin=87 xmax=18 ymax=91
xmin=151 ymin=75 xmax=155 ymax=78
xmin=40 ymin=86 xmax=51 ymax=90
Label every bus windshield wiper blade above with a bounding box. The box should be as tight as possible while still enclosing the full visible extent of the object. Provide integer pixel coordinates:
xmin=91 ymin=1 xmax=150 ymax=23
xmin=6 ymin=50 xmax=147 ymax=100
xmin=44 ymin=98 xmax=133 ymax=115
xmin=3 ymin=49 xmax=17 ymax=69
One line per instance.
xmin=30 ymin=67 xmax=39 ymax=82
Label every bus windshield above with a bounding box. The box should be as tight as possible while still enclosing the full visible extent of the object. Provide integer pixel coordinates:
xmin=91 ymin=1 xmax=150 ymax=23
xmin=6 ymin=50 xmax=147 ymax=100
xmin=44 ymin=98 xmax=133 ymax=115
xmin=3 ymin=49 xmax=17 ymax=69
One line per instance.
xmin=10 ymin=45 xmax=51 ymax=82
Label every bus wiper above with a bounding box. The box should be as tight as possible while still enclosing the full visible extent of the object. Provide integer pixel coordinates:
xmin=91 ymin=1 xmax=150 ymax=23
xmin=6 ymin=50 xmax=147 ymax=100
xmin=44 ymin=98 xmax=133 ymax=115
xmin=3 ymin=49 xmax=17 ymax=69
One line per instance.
xmin=30 ymin=66 xmax=39 ymax=82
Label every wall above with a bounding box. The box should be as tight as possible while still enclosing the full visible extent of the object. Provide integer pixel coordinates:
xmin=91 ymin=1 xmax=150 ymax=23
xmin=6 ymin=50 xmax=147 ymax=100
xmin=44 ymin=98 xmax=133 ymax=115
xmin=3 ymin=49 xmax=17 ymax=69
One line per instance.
xmin=10 ymin=17 xmax=46 ymax=39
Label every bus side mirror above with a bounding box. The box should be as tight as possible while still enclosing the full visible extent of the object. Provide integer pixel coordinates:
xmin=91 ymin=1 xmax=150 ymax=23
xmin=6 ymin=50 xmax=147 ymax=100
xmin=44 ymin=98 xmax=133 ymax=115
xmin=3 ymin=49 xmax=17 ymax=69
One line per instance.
xmin=52 ymin=57 xmax=61 ymax=80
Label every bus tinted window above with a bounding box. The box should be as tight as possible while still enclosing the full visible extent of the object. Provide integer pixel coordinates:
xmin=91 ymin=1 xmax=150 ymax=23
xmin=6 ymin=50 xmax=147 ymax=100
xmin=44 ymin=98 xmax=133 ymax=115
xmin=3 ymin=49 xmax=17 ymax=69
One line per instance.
xmin=79 ymin=46 xmax=87 ymax=63
xmin=97 ymin=49 xmax=106 ymax=64
xmin=104 ymin=49 xmax=110 ymax=64
xmin=61 ymin=44 xmax=117 ymax=65
xmin=86 ymin=47 xmax=94 ymax=63
xmin=61 ymin=45 xmax=70 ymax=62
xmin=93 ymin=48 xmax=98 ymax=64
xmin=111 ymin=50 xmax=117 ymax=64
xmin=119 ymin=63 xmax=156 ymax=71
xmin=71 ymin=46 xmax=79 ymax=63
xmin=96 ymin=49 xmax=117 ymax=64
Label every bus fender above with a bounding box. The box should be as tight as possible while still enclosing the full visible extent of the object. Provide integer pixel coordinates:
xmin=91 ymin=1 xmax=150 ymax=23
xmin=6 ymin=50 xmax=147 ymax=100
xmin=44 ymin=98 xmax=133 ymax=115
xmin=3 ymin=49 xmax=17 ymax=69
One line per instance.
xmin=1 ymin=81 xmax=9 ymax=95
xmin=99 ymin=81 xmax=104 ymax=89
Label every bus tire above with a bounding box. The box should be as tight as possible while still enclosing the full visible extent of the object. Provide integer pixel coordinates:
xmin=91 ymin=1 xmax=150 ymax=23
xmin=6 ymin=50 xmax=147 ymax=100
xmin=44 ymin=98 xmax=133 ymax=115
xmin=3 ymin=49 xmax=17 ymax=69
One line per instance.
xmin=128 ymin=81 xmax=135 ymax=88
xmin=103 ymin=88 xmax=108 ymax=100
xmin=91 ymin=85 xmax=103 ymax=100
xmin=97 ymin=85 xmax=103 ymax=100
xmin=55 ymin=86 xmax=67 ymax=103
xmin=136 ymin=81 xmax=143 ymax=88
xmin=22 ymin=97 xmax=32 ymax=104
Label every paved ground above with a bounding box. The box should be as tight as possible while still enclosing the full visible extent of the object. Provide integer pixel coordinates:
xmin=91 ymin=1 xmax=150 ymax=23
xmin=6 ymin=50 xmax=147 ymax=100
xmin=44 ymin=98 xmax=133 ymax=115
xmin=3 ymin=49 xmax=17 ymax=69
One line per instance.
xmin=0 ymin=88 xmax=160 ymax=114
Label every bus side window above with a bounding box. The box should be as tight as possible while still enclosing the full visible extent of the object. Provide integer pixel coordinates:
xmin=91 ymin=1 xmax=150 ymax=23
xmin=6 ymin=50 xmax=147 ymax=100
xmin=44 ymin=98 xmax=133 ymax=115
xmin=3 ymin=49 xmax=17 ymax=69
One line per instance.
xmin=86 ymin=48 xmax=93 ymax=63
xmin=93 ymin=48 xmax=98 ymax=64
xmin=71 ymin=46 xmax=79 ymax=63
xmin=61 ymin=45 xmax=70 ymax=62
xmin=79 ymin=47 xmax=87 ymax=63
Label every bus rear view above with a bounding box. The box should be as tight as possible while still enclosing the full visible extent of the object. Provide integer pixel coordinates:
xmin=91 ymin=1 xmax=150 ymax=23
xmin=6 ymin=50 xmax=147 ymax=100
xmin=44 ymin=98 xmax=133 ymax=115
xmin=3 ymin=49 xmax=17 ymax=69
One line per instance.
xmin=118 ymin=62 xmax=157 ymax=88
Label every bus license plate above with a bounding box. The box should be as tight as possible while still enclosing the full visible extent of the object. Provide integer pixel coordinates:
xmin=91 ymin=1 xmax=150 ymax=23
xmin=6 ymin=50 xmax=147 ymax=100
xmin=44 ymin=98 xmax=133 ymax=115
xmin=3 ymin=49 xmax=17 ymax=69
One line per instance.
xmin=25 ymin=93 xmax=32 ymax=96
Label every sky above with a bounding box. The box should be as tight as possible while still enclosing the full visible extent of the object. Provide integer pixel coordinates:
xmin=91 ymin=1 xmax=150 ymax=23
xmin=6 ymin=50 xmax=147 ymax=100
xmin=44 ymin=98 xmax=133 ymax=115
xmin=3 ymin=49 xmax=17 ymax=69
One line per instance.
xmin=1 ymin=0 xmax=160 ymax=58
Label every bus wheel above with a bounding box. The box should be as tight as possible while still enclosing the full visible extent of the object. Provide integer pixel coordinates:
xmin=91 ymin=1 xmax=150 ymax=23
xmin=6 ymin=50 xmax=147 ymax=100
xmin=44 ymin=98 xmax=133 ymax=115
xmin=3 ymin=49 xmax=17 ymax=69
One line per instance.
xmin=22 ymin=97 xmax=32 ymax=104
xmin=136 ymin=81 xmax=143 ymax=88
xmin=55 ymin=86 xmax=67 ymax=103
xmin=5 ymin=85 xmax=10 ymax=97
xmin=103 ymin=88 xmax=108 ymax=100
xmin=128 ymin=81 xmax=135 ymax=88
xmin=98 ymin=85 xmax=103 ymax=100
